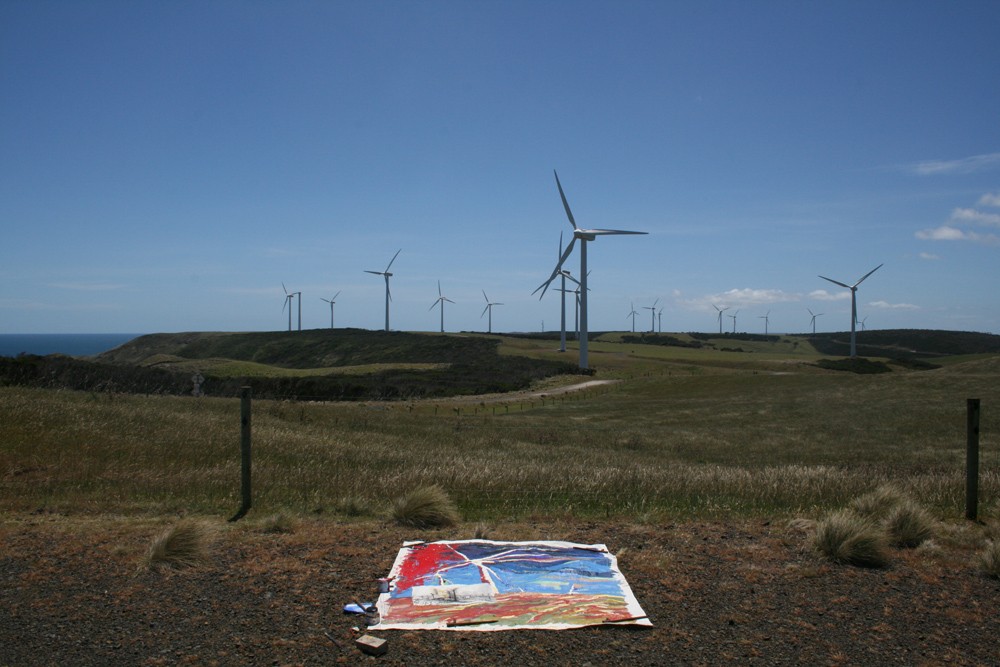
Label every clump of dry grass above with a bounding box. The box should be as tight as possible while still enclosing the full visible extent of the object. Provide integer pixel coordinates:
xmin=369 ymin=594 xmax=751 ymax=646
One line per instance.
xmin=811 ymin=510 xmax=889 ymax=568
xmin=336 ymin=496 xmax=374 ymax=517
xmin=849 ymin=483 xmax=909 ymax=520
xmin=258 ymin=512 xmax=296 ymax=534
xmin=146 ymin=521 xmax=211 ymax=569
xmin=473 ymin=522 xmax=493 ymax=539
xmin=391 ymin=484 xmax=460 ymax=528
xmin=978 ymin=540 xmax=1000 ymax=579
xmin=884 ymin=500 xmax=935 ymax=548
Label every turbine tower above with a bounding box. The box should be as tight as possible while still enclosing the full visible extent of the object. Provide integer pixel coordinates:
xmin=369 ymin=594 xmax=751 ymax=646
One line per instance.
xmin=643 ymin=298 xmax=660 ymax=333
xmin=481 ymin=290 xmax=503 ymax=334
xmin=714 ymin=304 xmax=730 ymax=334
xmin=627 ymin=301 xmax=639 ymax=333
xmin=294 ymin=291 xmax=302 ymax=331
xmin=534 ymin=170 xmax=648 ymax=369
xmin=759 ymin=310 xmax=770 ymax=335
xmin=320 ymin=291 xmax=341 ymax=329
xmin=728 ymin=309 xmax=739 ymax=333
xmin=657 ymin=307 xmax=663 ymax=333
xmin=281 ymin=283 xmax=295 ymax=332
xmin=807 ymin=308 xmax=823 ymax=335
xmin=365 ymin=249 xmax=401 ymax=332
xmin=429 ymin=281 xmax=455 ymax=333
xmin=818 ymin=263 xmax=882 ymax=357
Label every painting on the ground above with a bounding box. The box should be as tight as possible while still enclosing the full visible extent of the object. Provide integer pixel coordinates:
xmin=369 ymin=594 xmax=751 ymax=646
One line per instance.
xmin=373 ymin=539 xmax=651 ymax=631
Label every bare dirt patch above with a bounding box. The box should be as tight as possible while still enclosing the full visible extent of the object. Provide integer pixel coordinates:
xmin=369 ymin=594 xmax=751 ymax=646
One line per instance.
xmin=2 ymin=515 xmax=998 ymax=666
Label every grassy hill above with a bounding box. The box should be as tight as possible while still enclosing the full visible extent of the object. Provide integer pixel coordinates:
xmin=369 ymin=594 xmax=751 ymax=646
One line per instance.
xmin=1 ymin=329 xmax=583 ymax=401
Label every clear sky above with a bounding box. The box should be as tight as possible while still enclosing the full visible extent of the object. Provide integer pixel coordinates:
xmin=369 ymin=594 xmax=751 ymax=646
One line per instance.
xmin=2 ymin=1 xmax=998 ymax=336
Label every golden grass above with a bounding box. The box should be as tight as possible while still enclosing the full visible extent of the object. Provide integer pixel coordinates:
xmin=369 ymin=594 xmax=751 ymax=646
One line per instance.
xmin=1 ymin=346 xmax=998 ymax=521
xmin=811 ymin=510 xmax=890 ymax=568
xmin=978 ymin=540 xmax=1000 ymax=579
xmin=146 ymin=520 xmax=211 ymax=569
xmin=391 ymin=484 xmax=461 ymax=528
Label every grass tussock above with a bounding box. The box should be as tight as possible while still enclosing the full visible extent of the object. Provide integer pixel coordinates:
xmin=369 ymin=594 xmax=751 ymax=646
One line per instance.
xmin=258 ymin=512 xmax=296 ymax=534
xmin=146 ymin=521 xmax=211 ymax=569
xmin=978 ymin=540 xmax=1000 ymax=579
xmin=884 ymin=500 xmax=935 ymax=548
xmin=811 ymin=510 xmax=889 ymax=568
xmin=392 ymin=485 xmax=461 ymax=529
xmin=336 ymin=496 xmax=374 ymax=518
xmin=849 ymin=484 xmax=909 ymax=520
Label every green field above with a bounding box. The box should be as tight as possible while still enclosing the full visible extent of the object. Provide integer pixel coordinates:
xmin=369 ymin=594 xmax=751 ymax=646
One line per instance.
xmin=1 ymin=330 xmax=998 ymax=522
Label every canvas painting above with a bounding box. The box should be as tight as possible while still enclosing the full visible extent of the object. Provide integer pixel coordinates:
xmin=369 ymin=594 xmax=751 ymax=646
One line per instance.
xmin=372 ymin=539 xmax=651 ymax=631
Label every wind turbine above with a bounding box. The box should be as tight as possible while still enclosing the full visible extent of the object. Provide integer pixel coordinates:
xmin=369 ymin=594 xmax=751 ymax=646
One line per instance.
xmin=759 ymin=310 xmax=770 ymax=335
xmin=481 ymin=291 xmax=503 ymax=334
xmin=547 ymin=231 xmax=582 ymax=352
xmin=858 ymin=316 xmax=868 ymax=332
xmin=281 ymin=283 xmax=295 ymax=332
xmin=818 ymin=263 xmax=882 ymax=357
xmin=728 ymin=309 xmax=739 ymax=333
xmin=714 ymin=305 xmax=730 ymax=334
xmin=320 ymin=291 xmax=341 ymax=329
xmin=807 ymin=308 xmax=823 ymax=335
xmin=643 ymin=298 xmax=660 ymax=333
xmin=429 ymin=281 xmax=455 ymax=333
xmin=533 ymin=170 xmax=648 ymax=369
xmin=657 ymin=307 xmax=663 ymax=333
xmin=365 ymin=249 xmax=401 ymax=332
xmin=627 ymin=301 xmax=640 ymax=333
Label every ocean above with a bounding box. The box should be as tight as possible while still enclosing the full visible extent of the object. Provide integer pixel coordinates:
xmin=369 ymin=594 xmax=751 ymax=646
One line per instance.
xmin=0 ymin=334 xmax=143 ymax=358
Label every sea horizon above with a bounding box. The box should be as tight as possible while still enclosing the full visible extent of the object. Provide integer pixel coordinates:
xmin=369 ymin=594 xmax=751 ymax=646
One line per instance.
xmin=0 ymin=333 xmax=144 ymax=358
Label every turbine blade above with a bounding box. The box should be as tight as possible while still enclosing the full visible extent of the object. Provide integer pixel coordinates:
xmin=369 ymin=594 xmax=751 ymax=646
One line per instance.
xmin=385 ymin=248 xmax=402 ymax=272
xmin=818 ymin=275 xmax=851 ymax=290
xmin=553 ymin=170 xmax=578 ymax=230
xmin=364 ymin=270 xmax=383 ymax=275
xmin=853 ymin=263 xmax=883 ymax=288
xmin=483 ymin=290 xmax=489 ymax=303
xmin=332 ymin=291 xmax=340 ymax=301
xmin=438 ymin=280 xmax=442 ymax=297
xmin=481 ymin=304 xmax=489 ymax=317
xmin=583 ymin=228 xmax=648 ymax=235
xmin=534 ymin=236 xmax=578 ymax=298
xmin=429 ymin=301 xmax=438 ymax=311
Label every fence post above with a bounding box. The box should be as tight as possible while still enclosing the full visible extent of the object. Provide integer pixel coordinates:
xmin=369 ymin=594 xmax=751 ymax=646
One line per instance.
xmin=966 ymin=398 xmax=980 ymax=521
xmin=229 ymin=386 xmax=252 ymax=522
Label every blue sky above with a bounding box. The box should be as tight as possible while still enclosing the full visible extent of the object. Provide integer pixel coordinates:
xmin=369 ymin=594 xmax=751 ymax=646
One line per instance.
xmin=2 ymin=1 xmax=998 ymax=336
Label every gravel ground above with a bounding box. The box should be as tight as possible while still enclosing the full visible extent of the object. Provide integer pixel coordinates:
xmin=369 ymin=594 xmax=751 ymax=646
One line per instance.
xmin=2 ymin=514 xmax=999 ymax=666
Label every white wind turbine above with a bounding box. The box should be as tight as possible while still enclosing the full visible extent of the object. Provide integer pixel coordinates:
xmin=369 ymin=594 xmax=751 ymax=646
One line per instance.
xmin=545 ymin=232 xmax=583 ymax=352
xmin=714 ymin=304 xmax=730 ymax=334
xmin=728 ymin=309 xmax=739 ymax=333
xmin=365 ymin=249 xmax=401 ymax=332
xmin=818 ymin=263 xmax=882 ymax=357
xmin=281 ymin=283 xmax=300 ymax=332
xmin=534 ymin=170 xmax=648 ymax=369
xmin=858 ymin=315 xmax=868 ymax=332
xmin=643 ymin=298 xmax=660 ymax=333
xmin=320 ymin=291 xmax=341 ymax=329
xmin=429 ymin=281 xmax=455 ymax=333
xmin=807 ymin=308 xmax=823 ymax=335
xmin=627 ymin=301 xmax=640 ymax=333
xmin=657 ymin=306 xmax=663 ymax=333
xmin=481 ymin=290 xmax=503 ymax=334
xmin=759 ymin=310 xmax=770 ymax=335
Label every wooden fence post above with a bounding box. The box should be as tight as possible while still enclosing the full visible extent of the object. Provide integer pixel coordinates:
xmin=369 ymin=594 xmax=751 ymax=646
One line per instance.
xmin=966 ymin=398 xmax=980 ymax=521
xmin=229 ymin=386 xmax=252 ymax=522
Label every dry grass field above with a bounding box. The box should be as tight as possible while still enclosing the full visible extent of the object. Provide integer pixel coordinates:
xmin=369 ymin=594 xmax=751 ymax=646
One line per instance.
xmin=2 ymin=333 xmax=999 ymax=664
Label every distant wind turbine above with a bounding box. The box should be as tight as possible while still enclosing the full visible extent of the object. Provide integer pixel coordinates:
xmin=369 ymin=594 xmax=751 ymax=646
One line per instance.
xmin=858 ymin=316 xmax=868 ymax=332
xmin=429 ymin=281 xmax=455 ymax=333
xmin=534 ymin=170 xmax=648 ymax=369
xmin=365 ymin=249 xmax=401 ymax=332
xmin=714 ymin=304 xmax=730 ymax=335
xmin=728 ymin=309 xmax=740 ymax=333
xmin=643 ymin=298 xmax=660 ymax=333
xmin=759 ymin=310 xmax=770 ymax=335
xmin=657 ymin=307 xmax=663 ymax=333
xmin=481 ymin=291 xmax=503 ymax=334
xmin=320 ymin=291 xmax=341 ymax=329
xmin=547 ymin=232 xmax=582 ymax=352
xmin=818 ymin=263 xmax=882 ymax=357
xmin=281 ymin=283 xmax=296 ymax=332
xmin=807 ymin=308 xmax=823 ymax=335
xmin=627 ymin=301 xmax=640 ymax=333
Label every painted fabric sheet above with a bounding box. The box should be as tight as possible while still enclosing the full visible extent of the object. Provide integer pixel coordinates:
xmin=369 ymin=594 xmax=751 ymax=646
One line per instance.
xmin=373 ymin=539 xmax=651 ymax=631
